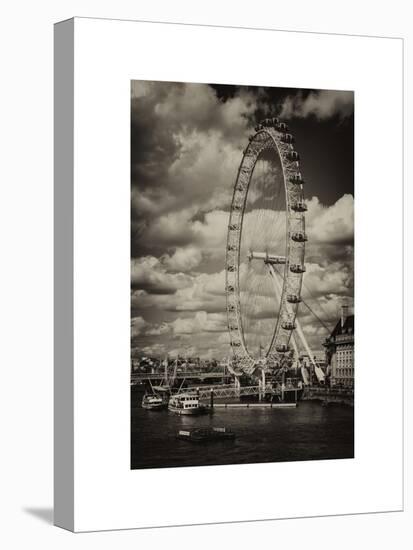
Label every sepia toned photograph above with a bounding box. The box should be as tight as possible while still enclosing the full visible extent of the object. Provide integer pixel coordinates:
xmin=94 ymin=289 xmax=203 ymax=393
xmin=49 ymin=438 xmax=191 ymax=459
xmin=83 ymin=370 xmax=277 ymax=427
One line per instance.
xmin=130 ymin=80 xmax=354 ymax=470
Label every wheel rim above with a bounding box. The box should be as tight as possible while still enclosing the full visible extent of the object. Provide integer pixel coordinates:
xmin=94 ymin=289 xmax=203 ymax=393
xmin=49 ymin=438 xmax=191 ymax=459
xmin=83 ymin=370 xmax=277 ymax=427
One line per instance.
xmin=225 ymin=120 xmax=306 ymax=375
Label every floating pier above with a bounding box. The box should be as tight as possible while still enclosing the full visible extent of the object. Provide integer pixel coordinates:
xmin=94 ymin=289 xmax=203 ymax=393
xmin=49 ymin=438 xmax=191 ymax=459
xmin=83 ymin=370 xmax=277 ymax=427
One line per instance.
xmin=302 ymin=387 xmax=354 ymax=407
xmin=207 ymin=402 xmax=296 ymax=409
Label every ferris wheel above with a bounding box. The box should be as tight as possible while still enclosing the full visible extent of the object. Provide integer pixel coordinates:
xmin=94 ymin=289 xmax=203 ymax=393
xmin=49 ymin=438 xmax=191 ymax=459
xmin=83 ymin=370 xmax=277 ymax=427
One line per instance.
xmin=225 ymin=117 xmax=309 ymax=376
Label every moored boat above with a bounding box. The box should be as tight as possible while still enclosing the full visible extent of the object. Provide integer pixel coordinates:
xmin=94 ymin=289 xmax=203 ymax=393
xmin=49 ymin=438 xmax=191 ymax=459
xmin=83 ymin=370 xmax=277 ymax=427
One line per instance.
xmin=168 ymin=392 xmax=207 ymax=415
xmin=141 ymin=393 xmax=168 ymax=410
xmin=177 ymin=426 xmax=235 ymax=442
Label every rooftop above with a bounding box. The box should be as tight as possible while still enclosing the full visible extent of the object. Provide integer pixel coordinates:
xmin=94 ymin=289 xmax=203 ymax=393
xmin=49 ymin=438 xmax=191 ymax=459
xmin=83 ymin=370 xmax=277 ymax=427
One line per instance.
xmin=327 ymin=314 xmax=354 ymax=341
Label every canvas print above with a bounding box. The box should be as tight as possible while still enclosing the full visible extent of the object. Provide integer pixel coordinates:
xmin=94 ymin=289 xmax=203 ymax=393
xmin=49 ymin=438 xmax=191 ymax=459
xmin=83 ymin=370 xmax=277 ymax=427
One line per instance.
xmin=131 ymin=81 xmax=354 ymax=470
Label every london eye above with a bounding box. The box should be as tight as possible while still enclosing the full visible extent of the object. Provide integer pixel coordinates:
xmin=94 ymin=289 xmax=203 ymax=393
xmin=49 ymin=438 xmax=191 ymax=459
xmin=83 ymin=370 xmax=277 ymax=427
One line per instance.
xmin=225 ymin=117 xmax=319 ymax=378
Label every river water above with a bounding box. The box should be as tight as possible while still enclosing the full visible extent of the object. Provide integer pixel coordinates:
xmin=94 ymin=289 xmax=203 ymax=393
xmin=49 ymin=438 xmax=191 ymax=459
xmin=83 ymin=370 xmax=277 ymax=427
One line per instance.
xmin=131 ymin=392 xmax=354 ymax=470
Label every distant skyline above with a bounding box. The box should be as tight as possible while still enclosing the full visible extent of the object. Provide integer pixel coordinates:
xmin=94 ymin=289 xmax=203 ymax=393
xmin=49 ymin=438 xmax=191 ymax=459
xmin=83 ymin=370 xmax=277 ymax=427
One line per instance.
xmin=131 ymin=81 xmax=354 ymax=359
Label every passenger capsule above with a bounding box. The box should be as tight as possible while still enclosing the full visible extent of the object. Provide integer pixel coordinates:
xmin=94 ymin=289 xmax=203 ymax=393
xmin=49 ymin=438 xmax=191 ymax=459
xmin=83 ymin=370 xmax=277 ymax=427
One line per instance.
xmin=289 ymin=174 xmax=305 ymax=185
xmin=276 ymin=344 xmax=290 ymax=353
xmin=287 ymin=294 xmax=302 ymax=304
xmin=290 ymin=264 xmax=306 ymax=274
xmin=290 ymin=202 xmax=308 ymax=213
xmin=291 ymin=232 xmax=308 ymax=243
xmin=285 ymin=150 xmax=300 ymax=161
xmin=281 ymin=133 xmax=295 ymax=144
xmin=281 ymin=321 xmax=296 ymax=330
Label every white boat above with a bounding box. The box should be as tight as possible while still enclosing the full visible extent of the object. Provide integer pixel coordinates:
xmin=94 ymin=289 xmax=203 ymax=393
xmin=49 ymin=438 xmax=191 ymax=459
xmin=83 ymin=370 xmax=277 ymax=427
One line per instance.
xmin=168 ymin=392 xmax=207 ymax=415
xmin=141 ymin=393 xmax=168 ymax=410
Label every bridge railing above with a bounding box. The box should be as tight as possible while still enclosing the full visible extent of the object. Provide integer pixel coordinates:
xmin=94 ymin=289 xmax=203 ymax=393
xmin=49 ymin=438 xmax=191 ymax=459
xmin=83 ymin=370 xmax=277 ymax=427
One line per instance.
xmin=308 ymin=386 xmax=354 ymax=396
xmin=131 ymin=369 xmax=229 ymax=380
xmin=195 ymin=385 xmax=279 ymax=399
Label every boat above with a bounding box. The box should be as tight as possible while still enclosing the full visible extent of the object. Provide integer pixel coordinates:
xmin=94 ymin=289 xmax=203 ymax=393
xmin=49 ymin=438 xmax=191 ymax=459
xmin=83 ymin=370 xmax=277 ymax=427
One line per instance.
xmin=177 ymin=427 xmax=235 ymax=442
xmin=168 ymin=392 xmax=207 ymax=415
xmin=141 ymin=393 xmax=168 ymax=410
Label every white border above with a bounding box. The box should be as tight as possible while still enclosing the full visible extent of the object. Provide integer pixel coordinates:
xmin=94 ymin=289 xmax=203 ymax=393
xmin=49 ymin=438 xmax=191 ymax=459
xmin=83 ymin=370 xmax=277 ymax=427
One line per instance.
xmin=70 ymin=18 xmax=403 ymax=532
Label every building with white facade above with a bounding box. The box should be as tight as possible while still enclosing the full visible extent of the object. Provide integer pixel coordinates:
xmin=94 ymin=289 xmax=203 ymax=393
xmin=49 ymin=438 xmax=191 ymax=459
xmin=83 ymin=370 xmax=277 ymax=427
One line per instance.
xmin=324 ymin=306 xmax=354 ymax=388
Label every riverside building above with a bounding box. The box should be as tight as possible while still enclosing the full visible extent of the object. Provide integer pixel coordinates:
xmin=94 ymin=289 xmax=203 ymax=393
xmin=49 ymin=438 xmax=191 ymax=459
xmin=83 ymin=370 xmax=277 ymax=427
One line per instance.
xmin=324 ymin=306 xmax=354 ymax=388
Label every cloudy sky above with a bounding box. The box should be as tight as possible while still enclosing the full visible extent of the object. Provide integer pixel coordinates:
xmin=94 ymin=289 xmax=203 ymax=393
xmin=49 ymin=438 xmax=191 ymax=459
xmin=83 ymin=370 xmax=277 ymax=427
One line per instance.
xmin=131 ymin=81 xmax=354 ymax=360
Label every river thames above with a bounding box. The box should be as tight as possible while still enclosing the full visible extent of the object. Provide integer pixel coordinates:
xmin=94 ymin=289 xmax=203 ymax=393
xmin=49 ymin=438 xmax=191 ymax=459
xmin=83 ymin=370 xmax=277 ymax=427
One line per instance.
xmin=131 ymin=394 xmax=354 ymax=470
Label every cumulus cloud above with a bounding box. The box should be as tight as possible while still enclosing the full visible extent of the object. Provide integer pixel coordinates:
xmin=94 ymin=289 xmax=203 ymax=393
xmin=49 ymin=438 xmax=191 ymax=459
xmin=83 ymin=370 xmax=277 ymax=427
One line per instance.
xmin=303 ymin=262 xmax=352 ymax=298
xmin=131 ymin=311 xmax=231 ymax=359
xmin=171 ymin=311 xmax=227 ymax=335
xmin=130 ymin=81 xmax=275 ymax=263
xmin=131 ymin=82 xmax=255 ymax=217
xmin=141 ymin=209 xmax=229 ymax=264
xmin=131 ymin=256 xmax=192 ymax=294
xmin=132 ymin=269 xmax=226 ymax=315
xmin=306 ymin=194 xmax=354 ymax=245
xmin=162 ymin=246 xmax=203 ymax=272
xmin=305 ymin=194 xmax=354 ymax=267
xmin=280 ymin=90 xmax=354 ymax=120
xmin=131 ymin=316 xmax=147 ymax=337
xmin=146 ymin=322 xmax=171 ymax=336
